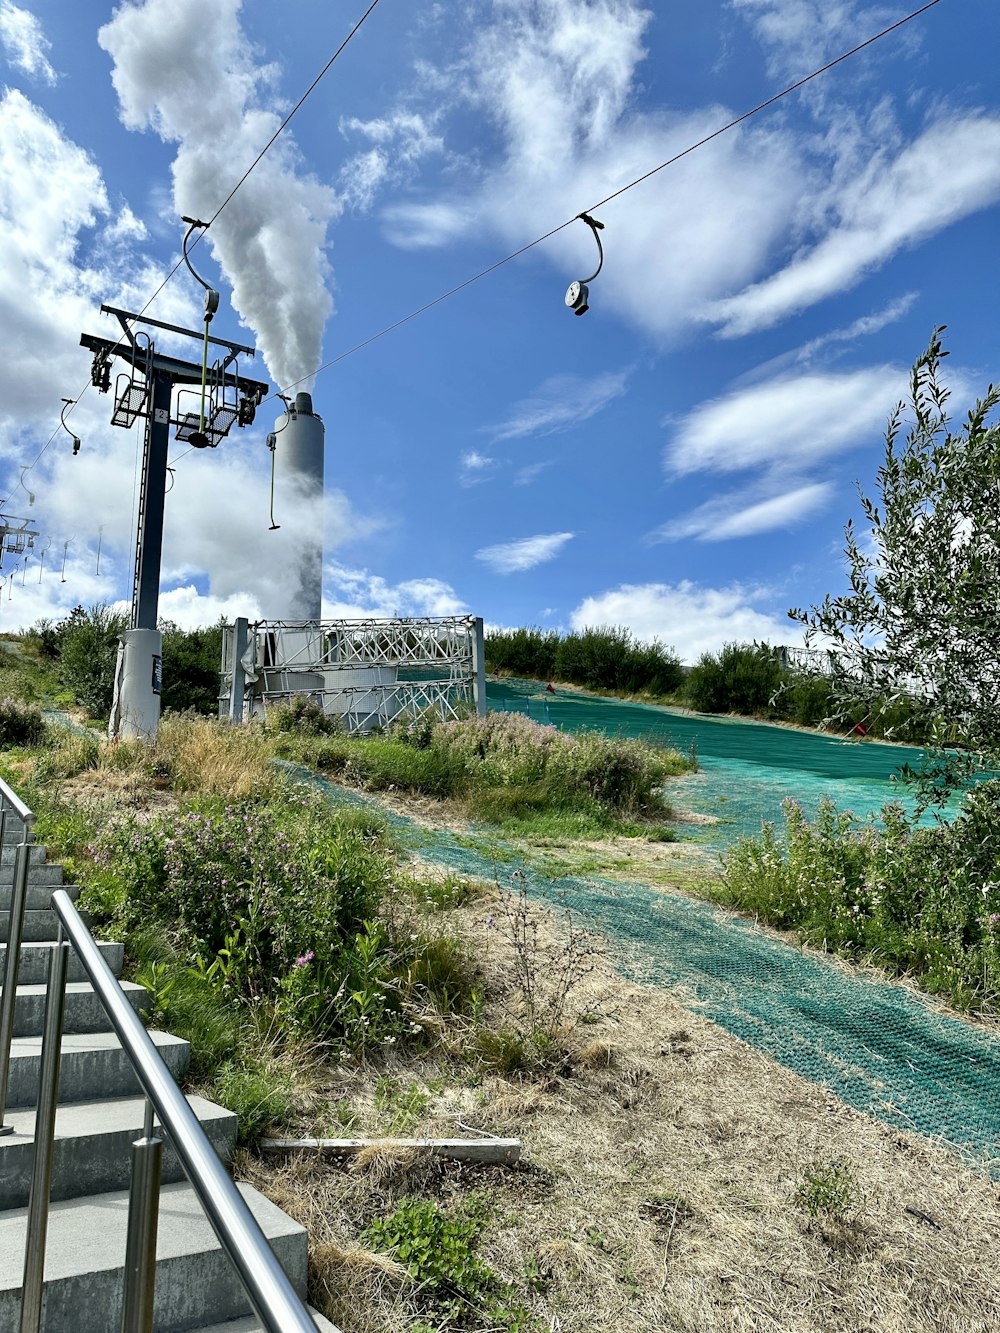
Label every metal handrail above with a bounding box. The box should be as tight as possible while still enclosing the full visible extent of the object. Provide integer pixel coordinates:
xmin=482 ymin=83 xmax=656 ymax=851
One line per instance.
xmin=0 ymin=777 xmax=35 ymax=836
xmin=49 ymin=889 xmax=318 ymax=1333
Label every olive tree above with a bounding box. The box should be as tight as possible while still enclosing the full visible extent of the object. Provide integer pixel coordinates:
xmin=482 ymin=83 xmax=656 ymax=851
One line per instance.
xmin=790 ymin=330 xmax=1000 ymax=797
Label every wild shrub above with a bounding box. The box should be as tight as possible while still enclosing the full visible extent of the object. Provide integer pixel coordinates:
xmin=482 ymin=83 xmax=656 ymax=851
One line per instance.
xmin=0 ymin=696 xmax=47 ymax=747
xmin=159 ymin=621 xmax=223 ymax=715
xmin=484 ymin=626 xmax=559 ymax=679
xmin=685 ymin=641 xmax=783 ymax=715
xmin=55 ymin=604 xmax=128 ymax=715
xmin=266 ymin=695 xmax=339 ymax=735
xmin=719 ymin=784 xmax=1000 ymax=1011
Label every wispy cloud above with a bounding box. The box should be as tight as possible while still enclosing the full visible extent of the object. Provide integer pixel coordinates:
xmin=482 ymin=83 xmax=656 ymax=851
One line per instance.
xmin=0 ymin=2 xmax=56 ymax=84
xmin=513 ymin=459 xmax=555 ymax=487
xmin=339 ymin=111 xmax=444 ymax=211
xmin=323 ymin=562 xmax=467 ymax=618
xmin=665 ymin=365 xmax=904 ymax=476
xmin=708 ymin=116 xmax=1000 ymax=337
xmin=654 ymin=481 xmax=834 ymax=542
xmin=475 ymin=531 xmax=574 ymax=573
xmin=458 ymin=449 xmax=499 ymax=486
xmin=364 ymin=1 xmax=996 ymax=344
xmin=491 ymin=370 xmax=628 ymax=442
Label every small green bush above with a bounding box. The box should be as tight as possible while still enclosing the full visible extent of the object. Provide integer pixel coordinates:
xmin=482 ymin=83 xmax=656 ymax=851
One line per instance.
xmin=55 ymin=604 xmax=128 ymax=715
xmin=361 ymin=1196 xmax=536 ymax=1330
xmin=0 ymin=696 xmax=47 ymax=747
xmin=795 ymin=1161 xmax=858 ymax=1221
xmin=685 ymin=641 xmax=783 ymax=715
xmin=717 ymin=783 xmax=1000 ymax=1012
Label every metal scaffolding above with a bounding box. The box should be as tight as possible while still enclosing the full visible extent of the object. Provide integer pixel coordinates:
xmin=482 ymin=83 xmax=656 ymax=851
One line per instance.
xmin=219 ymin=615 xmax=486 ymax=732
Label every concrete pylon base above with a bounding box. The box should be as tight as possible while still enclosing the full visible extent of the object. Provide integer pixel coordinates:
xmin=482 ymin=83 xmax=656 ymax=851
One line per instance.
xmin=108 ymin=629 xmax=162 ymax=741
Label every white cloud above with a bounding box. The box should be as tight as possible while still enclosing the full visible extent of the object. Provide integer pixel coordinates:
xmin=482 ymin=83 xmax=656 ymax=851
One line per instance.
xmin=571 ymin=579 xmax=804 ymax=662
xmin=655 ymin=480 xmax=834 ymax=541
xmin=709 ymin=115 xmax=1000 ymax=336
xmin=0 ymin=1 xmax=56 ymax=84
xmin=459 ymin=449 xmax=498 ymax=486
xmin=380 ymin=1 xmax=809 ymax=336
xmin=731 ymin=0 xmax=866 ymax=78
xmin=666 ymin=364 xmax=903 ymax=475
xmin=513 ymin=459 xmax=555 ymax=486
xmin=99 ymin=0 xmax=341 ymax=388
xmin=322 ymin=562 xmax=467 ymax=618
xmin=491 ymin=370 xmax=628 ymax=441
xmin=475 ymin=531 xmax=574 ymax=573
xmin=361 ymin=1 xmax=998 ymax=344
xmin=339 ymin=111 xmax=444 ymax=211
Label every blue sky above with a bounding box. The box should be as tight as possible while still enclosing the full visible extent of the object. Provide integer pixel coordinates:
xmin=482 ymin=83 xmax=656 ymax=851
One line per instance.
xmin=0 ymin=0 xmax=997 ymax=661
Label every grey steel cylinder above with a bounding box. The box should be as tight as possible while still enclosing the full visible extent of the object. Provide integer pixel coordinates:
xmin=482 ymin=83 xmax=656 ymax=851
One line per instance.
xmin=275 ymin=392 xmax=325 ymax=622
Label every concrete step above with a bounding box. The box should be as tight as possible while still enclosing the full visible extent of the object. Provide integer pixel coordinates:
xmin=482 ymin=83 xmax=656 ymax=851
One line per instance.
xmin=0 ymin=939 xmax=123 ymax=986
xmin=0 ymin=844 xmax=50 ymax=866
xmin=0 ymin=1096 xmax=238 ymax=1209
xmin=1 ymin=908 xmax=91 ymax=943
xmin=0 ymin=1180 xmax=311 ymax=1331
xmin=4 ymin=1030 xmax=189 ymax=1109
xmin=0 ymin=864 xmax=66 ymax=891
xmin=196 ymin=1308 xmax=340 ymax=1331
xmin=9 ymin=980 xmax=147 ymax=1038
xmin=0 ymin=882 xmax=77 ymax=912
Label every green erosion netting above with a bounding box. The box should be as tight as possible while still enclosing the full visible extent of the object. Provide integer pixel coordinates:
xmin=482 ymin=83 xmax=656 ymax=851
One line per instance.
xmin=488 ymin=678 xmax=965 ymax=844
xmin=283 ymin=761 xmax=1000 ymax=1173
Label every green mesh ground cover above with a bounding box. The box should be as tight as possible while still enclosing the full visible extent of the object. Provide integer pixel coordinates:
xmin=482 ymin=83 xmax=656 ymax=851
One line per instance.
xmin=281 ymin=740 xmax=1000 ymax=1171
xmin=489 ymin=678 xmax=965 ymax=844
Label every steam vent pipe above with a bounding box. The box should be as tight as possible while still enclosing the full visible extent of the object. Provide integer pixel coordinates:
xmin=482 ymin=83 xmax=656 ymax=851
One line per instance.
xmin=278 ymin=391 xmax=325 ymax=621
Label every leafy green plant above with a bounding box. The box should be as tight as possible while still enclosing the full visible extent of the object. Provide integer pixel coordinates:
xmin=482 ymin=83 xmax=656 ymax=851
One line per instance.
xmin=794 ymin=1161 xmax=858 ymax=1221
xmin=214 ymin=1058 xmax=293 ymax=1145
xmin=361 ymin=1196 xmax=537 ymax=1330
xmin=717 ymin=785 xmax=1000 ymax=1013
xmin=0 ymin=696 xmax=47 ymax=747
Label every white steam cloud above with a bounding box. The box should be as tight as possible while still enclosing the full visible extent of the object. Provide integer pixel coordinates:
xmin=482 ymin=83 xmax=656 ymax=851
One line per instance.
xmin=99 ymin=0 xmax=340 ymax=389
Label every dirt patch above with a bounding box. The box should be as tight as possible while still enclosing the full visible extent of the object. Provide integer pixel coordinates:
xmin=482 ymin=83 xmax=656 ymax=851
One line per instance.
xmin=241 ymin=884 xmax=1000 ymax=1333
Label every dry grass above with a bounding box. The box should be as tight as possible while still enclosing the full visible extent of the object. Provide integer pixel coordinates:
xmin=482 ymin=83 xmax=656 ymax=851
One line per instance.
xmin=152 ymin=714 xmax=274 ymax=797
xmin=237 ymin=884 xmax=1000 ymax=1333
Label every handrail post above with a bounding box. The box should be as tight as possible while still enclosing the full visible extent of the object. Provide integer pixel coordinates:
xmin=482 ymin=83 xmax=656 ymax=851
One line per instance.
xmin=0 ymin=839 xmax=32 ymax=1134
xmin=20 ymin=937 xmax=69 ymax=1333
xmin=121 ymin=1098 xmax=162 ymax=1333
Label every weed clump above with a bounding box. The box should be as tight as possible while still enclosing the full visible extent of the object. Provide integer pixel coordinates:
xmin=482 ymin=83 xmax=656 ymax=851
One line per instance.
xmin=717 ymin=784 xmax=1000 ymax=1011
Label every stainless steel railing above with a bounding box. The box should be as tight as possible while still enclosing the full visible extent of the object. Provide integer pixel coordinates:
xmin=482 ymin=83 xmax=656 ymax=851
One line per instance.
xmin=29 ymin=889 xmax=320 ymax=1333
xmin=0 ymin=769 xmax=318 ymax=1333
xmin=0 ymin=778 xmax=36 ymax=1138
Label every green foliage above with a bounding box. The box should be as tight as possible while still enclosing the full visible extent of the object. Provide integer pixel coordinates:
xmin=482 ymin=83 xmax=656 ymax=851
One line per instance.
xmin=275 ymin=709 xmax=689 ymax=832
xmin=794 ymin=1161 xmax=858 ymax=1221
xmin=159 ymin=621 xmax=223 ymax=716
xmin=485 ymin=623 xmax=684 ymax=697
xmin=717 ymin=783 xmax=1000 ymax=1012
xmin=361 ymin=1196 xmax=537 ymax=1330
xmin=685 ymin=641 xmax=784 ymax=715
xmin=0 ymin=696 xmax=47 ymax=747
xmin=54 ymin=604 xmax=128 ymax=715
xmin=213 ymin=1059 xmax=293 ymax=1145
xmin=791 ymin=330 xmax=1000 ymax=797
xmin=266 ymin=694 xmax=339 ymax=735
xmin=484 ymin=626 xmax=559 ymax=679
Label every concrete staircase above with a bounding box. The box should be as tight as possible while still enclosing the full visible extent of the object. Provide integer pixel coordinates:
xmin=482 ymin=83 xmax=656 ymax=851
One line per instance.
xmin=0 ymin=816 xmax=336 ymax=1330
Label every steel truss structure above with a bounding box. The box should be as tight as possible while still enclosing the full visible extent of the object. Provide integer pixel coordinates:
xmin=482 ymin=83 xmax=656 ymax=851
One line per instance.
xmin=219 ymin=615 xmax=486 ymax=733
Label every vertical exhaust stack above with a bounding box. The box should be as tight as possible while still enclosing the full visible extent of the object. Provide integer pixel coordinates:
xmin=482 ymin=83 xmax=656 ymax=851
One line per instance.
xmin=277 ymin=391 xmax=325 ymax=621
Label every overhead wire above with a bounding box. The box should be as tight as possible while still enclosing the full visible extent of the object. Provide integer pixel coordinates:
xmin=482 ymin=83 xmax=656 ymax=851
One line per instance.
xmin=4 ymin=0 xmax=385 ymax=500
xmin=275 ymin=0 xmax=944 ymax=398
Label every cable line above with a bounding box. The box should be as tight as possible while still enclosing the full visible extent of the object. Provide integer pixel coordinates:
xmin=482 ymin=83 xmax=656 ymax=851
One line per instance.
xmin=275 ymin=0 xmax=943 ymax=397
xmin=5 ymin=0 xmax=384 ymax=498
